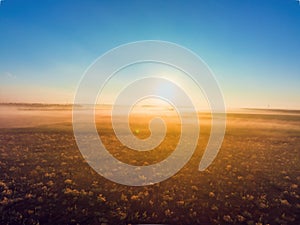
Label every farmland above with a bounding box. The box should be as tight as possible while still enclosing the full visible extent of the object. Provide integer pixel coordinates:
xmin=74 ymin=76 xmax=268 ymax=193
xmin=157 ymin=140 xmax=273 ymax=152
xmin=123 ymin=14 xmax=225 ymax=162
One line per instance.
xmin=0 ymin=104 xmax=299 ymax=224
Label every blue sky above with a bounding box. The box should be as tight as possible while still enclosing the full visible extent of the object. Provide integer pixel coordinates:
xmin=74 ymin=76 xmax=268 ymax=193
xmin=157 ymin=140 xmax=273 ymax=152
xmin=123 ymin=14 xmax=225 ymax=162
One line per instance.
xmin=0 ymin=0 xmax=299 ymax=108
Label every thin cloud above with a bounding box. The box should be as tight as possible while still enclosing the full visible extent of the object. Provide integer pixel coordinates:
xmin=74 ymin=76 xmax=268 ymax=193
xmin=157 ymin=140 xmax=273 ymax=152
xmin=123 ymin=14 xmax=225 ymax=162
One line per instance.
xmin=4 ymin=72 xmax=16 ymax=79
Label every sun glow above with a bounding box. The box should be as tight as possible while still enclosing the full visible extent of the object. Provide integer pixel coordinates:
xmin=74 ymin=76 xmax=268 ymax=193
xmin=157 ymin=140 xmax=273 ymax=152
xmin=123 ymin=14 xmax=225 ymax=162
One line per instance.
xmin=96 ymin=62 xmax=209 ymax=112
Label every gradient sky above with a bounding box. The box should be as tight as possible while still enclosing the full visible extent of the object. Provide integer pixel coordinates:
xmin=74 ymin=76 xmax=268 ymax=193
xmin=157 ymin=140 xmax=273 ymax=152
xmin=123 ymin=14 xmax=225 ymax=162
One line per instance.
xmin=0 ymin=0 xmax=299 ymax=109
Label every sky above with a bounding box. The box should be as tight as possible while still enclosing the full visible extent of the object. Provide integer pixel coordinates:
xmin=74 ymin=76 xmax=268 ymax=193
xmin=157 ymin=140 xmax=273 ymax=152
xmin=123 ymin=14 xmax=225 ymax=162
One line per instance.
xmin=0 ymin=0 xmax=300 ymax=109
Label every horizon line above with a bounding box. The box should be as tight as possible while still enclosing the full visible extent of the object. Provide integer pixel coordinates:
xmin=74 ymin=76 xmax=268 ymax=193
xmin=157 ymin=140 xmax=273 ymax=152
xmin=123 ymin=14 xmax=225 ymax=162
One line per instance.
xmin=1 ymin=102 xmax=300 ymax=112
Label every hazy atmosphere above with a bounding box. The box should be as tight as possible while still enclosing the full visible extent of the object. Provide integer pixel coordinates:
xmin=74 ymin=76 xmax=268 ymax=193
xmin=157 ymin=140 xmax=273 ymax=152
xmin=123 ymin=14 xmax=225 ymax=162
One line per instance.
xmin=0 ymin=1 xmax=300 ymax=225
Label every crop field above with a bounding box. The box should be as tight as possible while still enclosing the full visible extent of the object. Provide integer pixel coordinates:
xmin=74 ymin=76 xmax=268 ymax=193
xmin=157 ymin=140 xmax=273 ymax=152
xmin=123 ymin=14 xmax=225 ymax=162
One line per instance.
xmin=0 ymin=105 xmax=299 ymax=224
